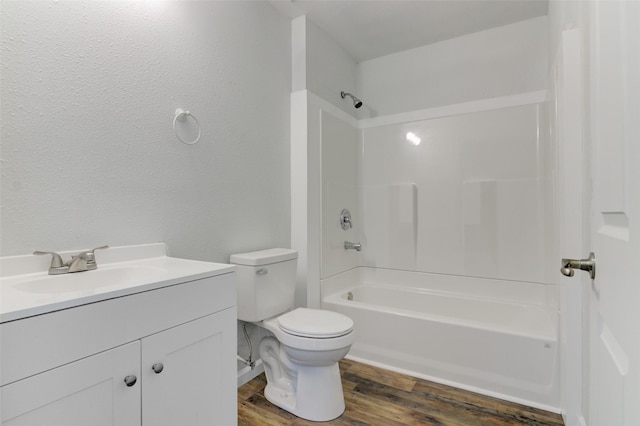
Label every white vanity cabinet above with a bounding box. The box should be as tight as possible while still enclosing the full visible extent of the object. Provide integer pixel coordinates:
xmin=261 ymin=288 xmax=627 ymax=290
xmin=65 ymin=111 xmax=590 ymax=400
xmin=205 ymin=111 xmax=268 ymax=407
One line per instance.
xmin=2 ymin=341 xmax=141 ymax=426
xmin=0 ymin=271 xmax=237 ymax=426
xmin=141 ymin=310 xmax=236 ymax=426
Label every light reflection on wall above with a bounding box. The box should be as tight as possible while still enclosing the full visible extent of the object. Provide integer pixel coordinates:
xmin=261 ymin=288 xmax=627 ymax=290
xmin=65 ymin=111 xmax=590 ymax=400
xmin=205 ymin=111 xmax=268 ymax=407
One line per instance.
xmin=406 ymin=131 xmax=421 ymax=146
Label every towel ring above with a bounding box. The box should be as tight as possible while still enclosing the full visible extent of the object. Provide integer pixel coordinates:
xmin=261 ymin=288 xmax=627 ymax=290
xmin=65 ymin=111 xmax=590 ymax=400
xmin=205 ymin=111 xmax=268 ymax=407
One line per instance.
xmin=173 ymin=108 xmax=201 ymax=145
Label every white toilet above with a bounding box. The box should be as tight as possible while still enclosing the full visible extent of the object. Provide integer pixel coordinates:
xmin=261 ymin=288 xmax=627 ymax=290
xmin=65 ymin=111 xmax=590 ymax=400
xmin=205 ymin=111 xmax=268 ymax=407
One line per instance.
xmin=230 ymin=248 xmax=354 ymax=422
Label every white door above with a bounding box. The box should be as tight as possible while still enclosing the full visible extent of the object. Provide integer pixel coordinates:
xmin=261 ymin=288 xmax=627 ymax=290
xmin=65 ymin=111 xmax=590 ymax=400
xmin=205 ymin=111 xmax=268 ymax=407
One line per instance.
xmin=587 ymin=1 xmax=640 ymax=425
xmin=1 ymin=341 xmax=140 ymax=426
xmin=555 ymin=27 xmax=585 ymax=426
xmin=141 ymin=309 xmax=237 ymax=426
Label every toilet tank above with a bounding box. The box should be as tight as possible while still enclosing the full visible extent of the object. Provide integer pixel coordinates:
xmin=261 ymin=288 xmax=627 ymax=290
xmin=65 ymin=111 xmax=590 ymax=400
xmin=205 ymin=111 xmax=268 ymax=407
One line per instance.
xmin=229 ymin=248 xmax=298 ymax=322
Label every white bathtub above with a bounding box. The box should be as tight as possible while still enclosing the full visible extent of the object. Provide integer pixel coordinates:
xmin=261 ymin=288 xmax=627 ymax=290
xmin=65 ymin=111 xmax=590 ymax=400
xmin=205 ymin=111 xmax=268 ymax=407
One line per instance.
xmin=321 ymin=267 xmax=560 ymax=411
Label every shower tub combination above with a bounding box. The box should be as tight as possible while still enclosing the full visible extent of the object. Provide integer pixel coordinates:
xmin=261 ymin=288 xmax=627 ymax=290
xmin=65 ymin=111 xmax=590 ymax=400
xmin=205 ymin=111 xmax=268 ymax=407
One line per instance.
xmin=322 ymin=267 xmax=559 ymax=411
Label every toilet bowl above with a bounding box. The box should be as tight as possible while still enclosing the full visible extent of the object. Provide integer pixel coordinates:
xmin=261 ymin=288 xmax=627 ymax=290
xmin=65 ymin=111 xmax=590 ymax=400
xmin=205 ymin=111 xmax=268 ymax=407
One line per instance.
xmin=230 ymin=249 xmax=354 ymax=422
xmin=257 ymin=308 xmax=354 ymax=421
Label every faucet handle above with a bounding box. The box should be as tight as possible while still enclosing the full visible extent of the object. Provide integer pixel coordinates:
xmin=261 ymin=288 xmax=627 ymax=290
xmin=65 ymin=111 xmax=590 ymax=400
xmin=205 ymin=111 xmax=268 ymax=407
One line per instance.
xmin=86 ymin=245 xmax=109 ymax=256
xmin=75 ymin=245 xmax=109 ymax=257
xmin=33 ymin=251 xmax=65 ymax=268
xmin=81 ymin=245 xmax=109 ymax=268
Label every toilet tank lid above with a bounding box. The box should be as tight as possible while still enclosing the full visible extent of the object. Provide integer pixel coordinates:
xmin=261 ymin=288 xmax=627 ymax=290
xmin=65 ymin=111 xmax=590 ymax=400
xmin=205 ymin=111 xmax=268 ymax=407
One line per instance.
xmin=230 ymin=248 xmax=298 ymax=266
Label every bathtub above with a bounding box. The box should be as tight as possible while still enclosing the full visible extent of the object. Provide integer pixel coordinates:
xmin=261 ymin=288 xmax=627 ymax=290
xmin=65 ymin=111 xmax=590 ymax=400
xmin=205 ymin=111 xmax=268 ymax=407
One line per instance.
xmin=321 ymin=267 xmax=559 ymax=411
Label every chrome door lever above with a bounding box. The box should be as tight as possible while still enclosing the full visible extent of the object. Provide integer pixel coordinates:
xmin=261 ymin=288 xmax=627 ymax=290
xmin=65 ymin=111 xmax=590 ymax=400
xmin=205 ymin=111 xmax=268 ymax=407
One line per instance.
xmin=561 ymin=252 xmax=596 ymax=279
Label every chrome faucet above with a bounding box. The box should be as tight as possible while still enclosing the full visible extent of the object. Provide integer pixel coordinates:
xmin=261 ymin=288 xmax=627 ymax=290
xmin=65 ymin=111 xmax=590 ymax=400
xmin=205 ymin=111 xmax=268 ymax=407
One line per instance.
xmin=344 ymin=241 xmax=362 ymax=251
xmin=34 ymin=245 xmax=109 ymax=275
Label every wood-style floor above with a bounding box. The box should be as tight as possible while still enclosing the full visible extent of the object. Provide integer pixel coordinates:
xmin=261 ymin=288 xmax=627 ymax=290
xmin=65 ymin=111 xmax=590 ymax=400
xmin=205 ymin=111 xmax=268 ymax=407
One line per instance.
xmin=238 ymin=359 xmax=564 ymax=426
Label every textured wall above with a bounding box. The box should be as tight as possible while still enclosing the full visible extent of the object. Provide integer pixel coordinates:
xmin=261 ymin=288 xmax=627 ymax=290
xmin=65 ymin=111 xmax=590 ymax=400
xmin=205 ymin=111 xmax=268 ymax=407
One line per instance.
xmin=304 ymin=17 xmax=358 ymax=118
xmin=291 ymin=16 xmax=358 ymax=118
xmin=0 ymin=1 xmax=291 ymax=261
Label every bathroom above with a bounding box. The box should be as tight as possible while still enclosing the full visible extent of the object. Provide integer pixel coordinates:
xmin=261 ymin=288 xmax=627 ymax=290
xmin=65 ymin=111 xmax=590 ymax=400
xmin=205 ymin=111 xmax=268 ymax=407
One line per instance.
xmin=1 ymin=1 xmax=639 ymax=425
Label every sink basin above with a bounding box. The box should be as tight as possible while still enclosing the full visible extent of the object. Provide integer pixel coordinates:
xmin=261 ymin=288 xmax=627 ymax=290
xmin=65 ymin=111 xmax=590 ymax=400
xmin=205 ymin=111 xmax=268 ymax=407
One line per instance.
xmin=1 ymin=243 xmax=236 ymax=323
xmin=14 ymin=265 xmax=167 ymax=294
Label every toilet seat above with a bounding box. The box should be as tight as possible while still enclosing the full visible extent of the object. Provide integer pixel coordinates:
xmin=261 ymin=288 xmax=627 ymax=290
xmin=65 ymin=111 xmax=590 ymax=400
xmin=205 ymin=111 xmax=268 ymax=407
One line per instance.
xmin=277 ymin=308 xmax=353 ymax=338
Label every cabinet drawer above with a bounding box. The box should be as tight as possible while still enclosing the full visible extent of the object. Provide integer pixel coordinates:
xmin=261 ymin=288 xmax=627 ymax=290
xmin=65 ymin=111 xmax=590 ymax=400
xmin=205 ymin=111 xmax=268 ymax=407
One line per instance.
xmin=1 ymin=273 xmax=235 ymax=386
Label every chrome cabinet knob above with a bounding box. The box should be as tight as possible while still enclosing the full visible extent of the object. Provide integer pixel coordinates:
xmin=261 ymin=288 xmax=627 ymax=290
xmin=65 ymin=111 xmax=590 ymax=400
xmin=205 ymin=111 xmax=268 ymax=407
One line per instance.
xmin=152 ymin=363 xmax=164 ymax=374
xmin=561 ymin=252 xmax=596 ymax=279
xmin=124 ymin=375 xmax=137 ymax=387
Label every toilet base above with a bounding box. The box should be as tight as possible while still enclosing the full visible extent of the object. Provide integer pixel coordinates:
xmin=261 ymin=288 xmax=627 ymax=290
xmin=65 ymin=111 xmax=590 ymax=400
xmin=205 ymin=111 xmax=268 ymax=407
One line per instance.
xmin=263 ymin=363 xmax=345 ymax=422
xmin=259 ymin=337 xmax=346 ymax=422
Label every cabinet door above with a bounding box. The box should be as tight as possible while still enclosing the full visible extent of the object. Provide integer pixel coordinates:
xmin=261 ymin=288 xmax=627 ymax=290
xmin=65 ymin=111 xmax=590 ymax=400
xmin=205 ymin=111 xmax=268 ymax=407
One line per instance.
xmin=1 ymin=341 xmax=140 ymax=426
xmin=141 ymin=308 xmax=237 ymax=426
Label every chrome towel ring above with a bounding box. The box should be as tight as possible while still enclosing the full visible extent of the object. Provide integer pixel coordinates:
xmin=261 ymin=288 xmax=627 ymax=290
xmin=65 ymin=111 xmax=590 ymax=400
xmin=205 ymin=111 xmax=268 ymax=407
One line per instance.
xmin=173 ymin=108 xmax=201 ymax=145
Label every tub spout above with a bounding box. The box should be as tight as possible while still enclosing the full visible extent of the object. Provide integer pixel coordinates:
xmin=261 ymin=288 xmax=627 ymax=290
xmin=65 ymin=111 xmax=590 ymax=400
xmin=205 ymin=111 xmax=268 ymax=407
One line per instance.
xmin=344 ymin=241 xmax=361 ymax=251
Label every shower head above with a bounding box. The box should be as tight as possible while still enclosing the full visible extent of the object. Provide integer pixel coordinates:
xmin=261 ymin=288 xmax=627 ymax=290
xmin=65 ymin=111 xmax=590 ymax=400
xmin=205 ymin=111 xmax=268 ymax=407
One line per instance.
xmin=341 ymin=91 xmax=363 ymax=109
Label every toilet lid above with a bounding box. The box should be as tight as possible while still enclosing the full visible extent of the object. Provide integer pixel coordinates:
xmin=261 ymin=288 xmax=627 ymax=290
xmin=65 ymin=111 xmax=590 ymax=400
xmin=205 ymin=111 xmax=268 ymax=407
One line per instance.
xmin=277 ymin=308 xmax=353 ymax=338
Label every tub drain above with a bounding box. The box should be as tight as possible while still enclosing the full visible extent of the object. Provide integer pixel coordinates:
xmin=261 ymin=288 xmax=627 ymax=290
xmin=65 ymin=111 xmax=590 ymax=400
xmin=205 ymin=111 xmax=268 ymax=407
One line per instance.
xmin=347 ymin=291 xmax=353 ymax=301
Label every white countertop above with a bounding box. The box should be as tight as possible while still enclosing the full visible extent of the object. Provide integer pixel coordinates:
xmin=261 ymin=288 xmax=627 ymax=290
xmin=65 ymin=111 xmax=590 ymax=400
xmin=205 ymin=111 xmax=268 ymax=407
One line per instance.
xmin=0 ymin=243 xmax=235 ymax=323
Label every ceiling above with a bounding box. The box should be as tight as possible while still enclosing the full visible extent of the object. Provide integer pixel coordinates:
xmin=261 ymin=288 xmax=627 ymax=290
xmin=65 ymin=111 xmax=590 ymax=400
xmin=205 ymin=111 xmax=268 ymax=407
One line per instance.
xmin=268 ymin=0 xmax=548 ymax=62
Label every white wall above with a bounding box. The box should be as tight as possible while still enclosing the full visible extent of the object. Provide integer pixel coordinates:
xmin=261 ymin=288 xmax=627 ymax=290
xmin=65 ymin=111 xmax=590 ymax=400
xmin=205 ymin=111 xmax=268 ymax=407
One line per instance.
xmin=0 ymin=1 xmax=291 ymax=262
xmin=291 ymin=16 xmax=358 ymax=117
xmin=1 ymin=0 xmax=291 ymax=390
xmin=357 ymin=16 xmax=548 ymax=117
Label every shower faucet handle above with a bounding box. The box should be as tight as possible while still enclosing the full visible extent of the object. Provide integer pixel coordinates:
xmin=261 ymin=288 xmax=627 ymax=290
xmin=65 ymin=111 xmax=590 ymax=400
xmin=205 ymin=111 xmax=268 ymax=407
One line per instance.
xmin=340 ymin=209 xmax=353 ymax=230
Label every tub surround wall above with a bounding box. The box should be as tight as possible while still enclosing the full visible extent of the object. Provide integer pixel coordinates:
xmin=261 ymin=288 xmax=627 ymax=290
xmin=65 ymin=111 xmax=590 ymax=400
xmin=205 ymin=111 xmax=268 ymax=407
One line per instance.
xmin=0 ymin=1 xmax=291 ymax=261
xmin=292 ymin=15 xmax=552 ymax=304
xmin=291 ymin=91 xmax=358 ymax=308
xmin=321 ymin=112 xmax=359 ymax=279
xmin=354 ymin=18 xmax=551 ymax=282
xmin=360 ymin=102 xmax=549 ymax=284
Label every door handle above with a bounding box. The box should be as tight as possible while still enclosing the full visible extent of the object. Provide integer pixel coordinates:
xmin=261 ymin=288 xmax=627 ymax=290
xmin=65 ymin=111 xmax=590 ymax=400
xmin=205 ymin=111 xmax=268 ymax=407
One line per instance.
xmin=561 ymin=252 xmax=596 ymax=279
